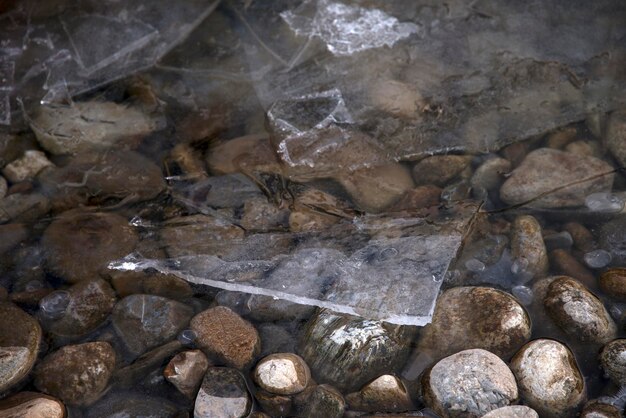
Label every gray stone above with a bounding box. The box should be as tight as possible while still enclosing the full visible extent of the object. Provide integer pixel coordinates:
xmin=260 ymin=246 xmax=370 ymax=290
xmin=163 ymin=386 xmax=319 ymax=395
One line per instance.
xmin=0 ymin=302 xmax=41 ymax=394
xmin=0 ymin=193 xmax=50 ymax=224
xmin=194 ymin=367 xmax=252 ymax=418
xmin=418 ymin=287 xmax=531 ymax=361
xmin=422 ymin=349 xmax=518 ymax=417
xmin=544 ymin=276 xmax=616 ymax=344
xmin=500 ymin=148 xmax=614 ymax=208
xmin=112 ymin=294 xmax=193 ymax=356
xmin=240 ymin=197 xmax=290 ymax=232
xmin=511 ymin=215 xmax=549 ymax=279
xmin=600 ymin=339 xmax=626 ymax=386
xmin=482 ymin=405 xmax=539 ymax=418
xmin=598 ymin=217 xmax=626 ymax=266
xmin=164 ymin=349 xmax=210 ymax=398
xmin=34 ymin=342 xmax=115 ymax=406
xmin=580 ymin=400 xmax=622 ymax=418
xmin=179 ymin=173 xmax=262 ymax=209
xmin=299 ymin=309 xmax=413 ymax=392
xmin=510 ymin=339 xmax=585 ymax=418
xmin=0 ymin=392 xmax=66 ymax=418
xmin=0 ymin=175 xmax=6 ymax=199
xmin=254 ymin=353 xmax=310 ymax=395
xmin=86 ymin=392 xmax=180 ymax=418
xmin=606 ymin=109 xmax=626 ymax=167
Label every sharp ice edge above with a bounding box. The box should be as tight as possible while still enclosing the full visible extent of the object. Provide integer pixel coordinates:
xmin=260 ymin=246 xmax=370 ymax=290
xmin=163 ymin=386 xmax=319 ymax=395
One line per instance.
xmin=108 ymin=256 xmax=430 ymax=326
xmin=281 ymin=0 xmax=419 ymax=56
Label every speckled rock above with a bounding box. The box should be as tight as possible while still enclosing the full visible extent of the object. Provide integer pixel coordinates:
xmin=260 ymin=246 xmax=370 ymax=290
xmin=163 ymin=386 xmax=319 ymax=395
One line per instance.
xmin=0 ymin=392 xmax=66 ymax=418
xmin=500 ymin=148 xmax=614 ymax=208
xmin=412 ymin=155 xmax=472 ymax=187
xmin=418 ymin=287 xmax=531 ymax=360
xmin=422 ymin=349 xmax=518 ymax=417
xmin=164 ymin=349 xmax=210 ymax=398
xmin=544 ymin=276 xmax=616 ymax=343
xmin=482 ymin=405 xmax=538 ymax=418
xmin=599 ymin=268 xmax=626 ymax=300
xmin=112 ymin=294 xmax=193 ymax=356
xmin=41 ymin=278 xmax=116 ymax=338
xmin=345 ymin=374 xmax=414 ymax=413
xmin=194 ymin=367 xmax=252 ymax=418
xmin=299 ymin=309 xmax=413 ymax=392
xmin=254 ymin=353 xmax=310 ymax=395
xmin=0 ymin=302 xmax=42 ymax=394
xmin=606 ymin=109 xmax=626 ymax=167
xmin=34 ymin=342 xmax=115 ymax=406
xmin=598 ymin=218 xmax=626 ymax=266
xmin=600 ymin=339 xmax=626 ymax=386
xmin=2 ymin=150 xmax=54 ymax=183
xmin=510 ymin=339 xmax=585 ymax=417
xmin=297 ymin=384 xmax=345 ymax=418
xmin=511 ymin=215 xmax=549 ymax=279
xmin=42 ymin=210 xmax=138 ymax=283
xmin=190 ymin=306 xmax=260 ymax=369
xmin=580 ymin=400 xmax=623 ymax=418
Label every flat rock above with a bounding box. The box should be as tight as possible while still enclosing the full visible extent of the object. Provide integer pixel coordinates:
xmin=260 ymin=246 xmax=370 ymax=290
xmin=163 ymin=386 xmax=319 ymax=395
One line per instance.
xmin=42 ymin=210 xmax=138 ymax=283
xmin=418 ymin=287 xmax=531 ymax=360
xmin=190 ymin=306 xmax=260 ymax=369
xmin=34 ymin=342 xmax=115 ymax=406
xmin=510 ymin=339 xmax=584 ymax=417
xmin=0 ymin=302 xmax=42 ymax=394
xmin=422 ymin=349 xmax=518 ymax=417
xmin=500 ymin=148 xmax=614 ymax=208
xmin=194 ymin=367 xmax=252 ymax=418
xmin=112 ymin=294 xmax=193 ymax=356
xmin=0 ymin=392 xmax=66 ymax=418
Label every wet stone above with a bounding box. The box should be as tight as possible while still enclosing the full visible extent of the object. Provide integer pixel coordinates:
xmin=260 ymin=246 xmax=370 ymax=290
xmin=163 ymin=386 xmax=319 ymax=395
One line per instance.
xmin=164 ymin=349 xmax=210 ymax=398
xmin=422 ymin=349 xmax=518 ymax=417
xmin=0 ymin=175 xmax=6 ymax=199
xmin=109 ymin=270 xmax=193 ymax=300
xmin=500 ymin=148 xmax=614 ymax=208
xmin=179 ymin=173 xmax=262 ymax=209
xmin=34 ymin=341 xmax=115 ymax=406
xmin=510 ymin=339 xmax=585 ymax=417
xmin=0 ymin=392 xmax=66 ymax=418
xmin=599 ymin=268 xmax=626 ymax=300
xmin=240 ymin=197 xmax=290 ymax=231
xmin=113 ymin=340 xmax=183 ymax=388
xmin=86 ymin=392 xmax=180 ymax=418
xmin=598 ymin=217 xmax=626 ymax=266
xmin=565 ymin=140 xmax=601 ymax=158
xmin=470 ymin=157 xmax=512 ymax=197
xmin=297 ymin=384 xmax=345 ymax=418
xmin=299 ymin=309 xmax=413 ymax=392
xmin=482 ymin=405 xmax=539 ymax=418
xmin=254 ymin=353 xmax=311 ymax=395
xmin=511 ymin=215 xmax=549 ymax=280
xmin=584 ymin=249 xmax=612 ymax=269
xmin=2 ymin=150 xmax=54 ymax=183
xmin=544 ymin=276 xmax=617 ymax=343
xmin=411 ymin=155 xmax=472 ymax=187
xmin=368 ymin=79 xmax=423 ymax=119
xmin=563 ymin=222 xmax=595 ymax=253
xmin=112 ymin=294 xmax=193 ymax=356
xmin=345 ymin=374 xmax=414 ymax=413
xmin=0 ymin=192 xmax=50 ymax=224
xmin=580 ymin=400 xmax=623 ymax=418
xmin=543 ymin=231 xmax=573 ymax=251
xmin=388 ymin=185 xmax=441 ymax=212
xmin=255 ymin=390 xmax=293 ymax=417
xmin=42 ymin=210 xmax=138 ymax=283
xmin=546 ymin=126 xmax=578 ymax=150
xmin=40 ymin=278 xmax=116 ymax=338
xmin=206 ymin=134 xmax=281 ymax=176
xmin=606 ymin=109 xmax=626 ymax=167
xmin=600 ymin=339 xmax=626 ymax=386
xmin=258 ymin=323 xmax=296 ymax=357
xmin=190 ymin=306 xmax=260 ymax=370
xmin=418 ymin=286 xmax=531 ymax=360
xmin=0 ymin=302 xmax=42 ymax=394
xmin=194 ymin=367 xmax=252 ymax=418
xmin=549 ymin=249 xmax=596 ymax=287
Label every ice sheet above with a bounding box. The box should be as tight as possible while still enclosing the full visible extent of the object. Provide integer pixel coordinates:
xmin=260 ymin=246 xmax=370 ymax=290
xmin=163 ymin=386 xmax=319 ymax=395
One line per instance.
xmin=110 ymin=202 xmax=479 ymax=326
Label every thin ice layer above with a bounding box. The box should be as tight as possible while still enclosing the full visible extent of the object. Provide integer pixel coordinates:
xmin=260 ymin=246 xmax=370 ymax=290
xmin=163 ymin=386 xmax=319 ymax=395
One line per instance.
xmin=110 ymin=202 xmax=479 ymax=326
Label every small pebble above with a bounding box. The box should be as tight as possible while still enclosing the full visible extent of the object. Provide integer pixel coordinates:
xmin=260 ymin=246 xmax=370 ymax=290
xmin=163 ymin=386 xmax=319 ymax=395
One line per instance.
xmin=510 ymin=339 xmax=585 ymax=417
xmin=194 ymin=367 xmax=252 ymax=418
xmin=599 ymin=268 xmax=626 ymax=300
xmin=549 ymin=249 xmax=596 ymax=288
xmin=412 ymin=155 xmax=472 ymax=187
xmin=254 ymin=353 xmax=311 ymax=395
xmin=563 ymin=222 xmax=596 ymax=253
xmin=584 ymin=249 xmax=612 ymax=269
xmin=585 ymin=192 xmax=625 ymax=213
xmin=600 ymin=339 xmax=626 ymax=386
xmin=164 ymin=349 xmax=210 ymax=398
xmin=510 ymin=215 xmax=549 ymax=280
xmin=511 ymin=285 xmax=534 ymax=306
xmin=255 ymin=390 xmax=293 ymax=417
xmin=2 ymin=150 xmax=54 ymax=183
xmin=543 ymin=231 xmax=573 ymax=251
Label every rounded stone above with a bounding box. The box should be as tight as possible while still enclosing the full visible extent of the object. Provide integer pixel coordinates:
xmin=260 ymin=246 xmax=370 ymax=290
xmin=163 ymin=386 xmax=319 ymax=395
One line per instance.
xmin=42 ymin=210 xmax=138 ymax=283
xmin=600 ymin=339 xmax=626 ymax=386
xmin=190 ymin=306 xmax=260 ymax=370
xmin=0 ymin=392 xmax=66 ymax=418
xmin=0 ymin=302 xmax=42 ymax=394
xmin=41 ymin=278 xmax=116 ymax=337
xmin=412 ymin=155 xmax=472 ymax=187
xmin=418 ymin=286 xmax=531 ymax=360
xmin=605 ymin=109 xmax=626 ymax=167
xmin=482 ymin=405 xmax=539 ymax=418
xmin=34 ymin=342 xmax=115 ymax=406
xmin=471 ymin=156 xmax=512 ymax=195
xmin=511 ymin=215 xmax=549 ymax=279
xmin=84 ymin=392 xmax=180 ymax=418
xmin=580 ymin=399 xmax=623 ymax=418
xmin=254 ymin=353 xmax=310 ymax=396
xmin=194 ymin=367 xmax=252 ymax=418
xmin=598 ymin=217 xmax=626 ymax=266
xmin=499 ymin=148 xmax=614 ymax=208
xmin=510 ymin=339 xmax=585 ymax=417
xmin=299 ymin=309 xmax=413 ymax=392
xmin=549 ymin=249 xmax=595 ymax=288
xmin=164 ymin=349 xmax=211 ymax=398
xmin=544 ymin=276 xmax=616 ymax=343
xmin=422 ymin=349 xmax=518 ymax=417
xmin=255 ymin=390 xmax=293 ymax=417
xmin=599 ymin=268 xmax=626 ymax=300
xmin=345 ymin=374 xmax=414 ymax=413
xmin=112 ymin=294 xmax=193 ymax=356
xmin=563 ymin=222 xmax=595 ymax=253
xmin=109 ymin=270 xmax=193 ymax=300
xmin=297 ymin=384 xmax=345 ymax=418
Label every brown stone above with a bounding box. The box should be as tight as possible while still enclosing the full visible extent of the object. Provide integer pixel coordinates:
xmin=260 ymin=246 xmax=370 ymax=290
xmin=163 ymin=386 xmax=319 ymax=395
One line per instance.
xmin=388 ymin=185 xmax=441 ymax=212
xmin=345 ymin=375 xmax=414 ymax=413
xmin=563 ymin=222 xmax=595 ymax=253
xmin=599 ymin=268 xmax=626 ymax=300
xmin=164 ymin=349 xmax=210 ymax=398
xmin=511 ymin=215 xmax=549 ymax=279
xmin=549 ymin=249 xmax=595 ymax=288
xmin=0 ymin=392 xmax=66 ymax=418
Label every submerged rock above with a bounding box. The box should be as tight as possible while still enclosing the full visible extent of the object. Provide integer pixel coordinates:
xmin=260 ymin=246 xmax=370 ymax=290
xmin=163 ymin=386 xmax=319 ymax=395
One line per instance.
xmin=606 ymin=109 xmax=626 ymax=167
xmin=164 ymin=349 xmax=210 ymax=398
xmin=253 ymin=353 xmax=311 ymax=395
xmin=598 ymin=218 xmax=626 ymax=266
xmin=2 ymin=150 xmax=54 ymax=183
xmin=412 ymin=155 xmax=472 ymax=187
xmin=194 ymin=367 xmax=252 ymax=418
xmin=500 ymin=148 xmax=614 ymax=208
xmin=600 ymin=339 xmax=626 ymax=386
xmin=599 ymin=268 xmax=626 ymax=300
xmin=297 ymin=384 xmax=345 ymax=418
xmin=510 ymin=215 xmax=549 ymax=280
xmin=0 ymin=392 xmax=66 ymax=418
xmin=345 ymin=374 xmax=414 ymax=413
